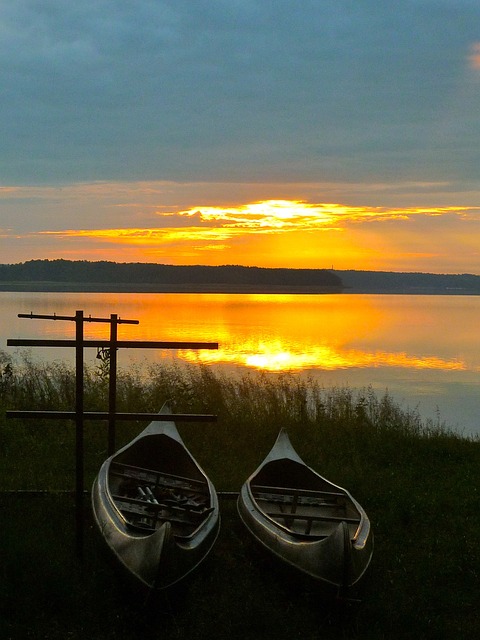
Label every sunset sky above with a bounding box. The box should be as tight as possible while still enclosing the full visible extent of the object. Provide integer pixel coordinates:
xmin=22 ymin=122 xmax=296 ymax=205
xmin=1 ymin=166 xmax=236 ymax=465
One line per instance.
xmin=1 ymin=1 xmax=479 ymax=273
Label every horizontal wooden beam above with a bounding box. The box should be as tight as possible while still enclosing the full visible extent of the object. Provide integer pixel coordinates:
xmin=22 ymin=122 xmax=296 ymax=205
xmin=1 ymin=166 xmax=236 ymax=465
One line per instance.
xmin=7 ymin=339 xmax=218 ymax=350
xmin=6 ymin=411 xmax=217 ymax=422
xmin=18 ymin=312 xmax=139 ymax=325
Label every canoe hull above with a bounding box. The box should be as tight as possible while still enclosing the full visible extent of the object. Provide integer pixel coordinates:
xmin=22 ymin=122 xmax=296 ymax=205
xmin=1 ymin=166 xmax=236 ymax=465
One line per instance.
xmin=92 ymin=403 xmax=220 ymax=589
xmin=237 ymin=430 xmax=373 ymax=589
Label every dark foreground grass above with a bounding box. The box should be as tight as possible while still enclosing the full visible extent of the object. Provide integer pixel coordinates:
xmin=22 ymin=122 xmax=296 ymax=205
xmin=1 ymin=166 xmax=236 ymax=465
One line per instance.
xmin=1 ymin=353 xmax=479 ymax=639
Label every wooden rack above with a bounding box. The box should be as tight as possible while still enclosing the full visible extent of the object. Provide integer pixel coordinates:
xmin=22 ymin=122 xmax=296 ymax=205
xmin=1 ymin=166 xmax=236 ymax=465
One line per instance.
xmin=6 ymin=310 xmax=218 ymax=558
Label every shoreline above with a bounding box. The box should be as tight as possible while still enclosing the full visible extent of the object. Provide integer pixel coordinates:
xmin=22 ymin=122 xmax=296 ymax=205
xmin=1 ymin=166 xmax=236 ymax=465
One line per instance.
xmin=0 ymin=281 xmax=479 ymax=295
xmin=0 ymin=282 xmax=342 ymax=294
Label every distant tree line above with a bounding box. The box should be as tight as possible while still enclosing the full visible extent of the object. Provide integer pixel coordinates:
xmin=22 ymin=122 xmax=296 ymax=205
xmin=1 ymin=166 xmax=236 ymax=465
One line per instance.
xmin=0 ymin=260 xmax=342 ymax=288
xmin=339 ymin=269 xmax=480 ymax=293
xmin=2 ymin=261 xmax=479 ymax=293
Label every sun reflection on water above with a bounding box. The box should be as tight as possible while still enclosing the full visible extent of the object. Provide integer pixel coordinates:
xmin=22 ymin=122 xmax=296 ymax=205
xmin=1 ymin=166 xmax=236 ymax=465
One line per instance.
xmin=81 ymin=294 xmax=475 ymax=373
xmin=7 ymin=292 xmax=476 ymax=375
xmin=178 ymin=343 xmax=466 ymax=372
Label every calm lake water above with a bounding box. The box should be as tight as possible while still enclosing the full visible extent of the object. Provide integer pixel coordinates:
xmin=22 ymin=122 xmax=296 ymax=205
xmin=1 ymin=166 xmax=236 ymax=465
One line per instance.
xmin=1 ymin=292 xmax=479 ymax=438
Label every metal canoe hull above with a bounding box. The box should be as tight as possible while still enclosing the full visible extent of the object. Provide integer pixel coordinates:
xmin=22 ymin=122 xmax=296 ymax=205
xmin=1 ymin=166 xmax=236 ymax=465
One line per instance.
xmin=237 ymin=429 xmax=373 ymax=589
xmin=92 ymin=402 xmax=220 ymax=589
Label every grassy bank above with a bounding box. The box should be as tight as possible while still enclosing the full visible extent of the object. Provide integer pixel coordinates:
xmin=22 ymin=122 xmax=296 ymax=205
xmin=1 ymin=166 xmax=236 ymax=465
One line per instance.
xmin=1 ymin=353 xmax=479 ymax=639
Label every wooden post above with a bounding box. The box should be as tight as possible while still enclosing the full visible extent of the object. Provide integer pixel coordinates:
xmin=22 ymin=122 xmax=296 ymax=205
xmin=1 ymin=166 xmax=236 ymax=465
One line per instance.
xmin=108 ymin=314 xmax=118 ymax=455
xmin=75 ymin=310 xmax=84 ymax=559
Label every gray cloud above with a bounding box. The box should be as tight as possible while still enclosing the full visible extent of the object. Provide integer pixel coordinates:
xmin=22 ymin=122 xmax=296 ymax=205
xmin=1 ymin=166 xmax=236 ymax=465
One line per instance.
xmin=0 ymin=1 xmax=479 ymax=184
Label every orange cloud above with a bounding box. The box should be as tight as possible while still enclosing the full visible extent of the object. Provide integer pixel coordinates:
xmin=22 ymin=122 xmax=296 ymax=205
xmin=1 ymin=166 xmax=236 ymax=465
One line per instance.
xmin=40 ymin=226 xmax=241 ymax=244
xmin=26 ymin=199 xmax=480 ymax=271
xmin=39 ymin=200 xmax=477 ymax=254
xmin=169 ymin=200 xmax=476 ymax=232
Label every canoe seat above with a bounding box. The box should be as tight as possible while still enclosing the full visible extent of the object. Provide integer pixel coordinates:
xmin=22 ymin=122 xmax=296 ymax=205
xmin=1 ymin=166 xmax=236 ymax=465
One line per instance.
xmin=122 ymin=512 xmax=209 ymax=529
xmin=254 ymin=492 xmax=342 ymax=509
xmin=251 ymin=484 xmax=347 ymax=517
xmin=112 ymin=493 xmax=211 ymax=516
xmin=110 ymin=461 xmax=209 ymax=495
xmin=265 ymin=511 xmax=360 ymax=536
xmin=113 ymin=493 xmax=214 ymax=530
xmin=265 ymin=511 xmax=360 ymax=525
xmin=251 ymin=484 xmax=346 ymax=499
xmin=124 ymin=513 xmax=215 ymax=536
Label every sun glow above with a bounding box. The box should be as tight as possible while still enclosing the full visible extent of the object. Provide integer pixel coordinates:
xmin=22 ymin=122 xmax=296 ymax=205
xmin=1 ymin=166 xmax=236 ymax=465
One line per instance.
xmin=28 ymin=197 xmax=480 ymax=271
xmin=179 ymin=200 xmax=339 ymax=230
xmin=39 ymin=200 xmax=477 ymax=241
xmin=176 ymin=200 xmax=474 ymax=230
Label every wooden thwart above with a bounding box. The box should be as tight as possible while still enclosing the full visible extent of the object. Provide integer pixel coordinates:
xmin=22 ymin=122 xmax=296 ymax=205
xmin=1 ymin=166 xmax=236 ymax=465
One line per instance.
xmin=251 ymin=484 xmax=346 ymax=499
xmin=112 ymin=494 xmax=212 ymax=527
xmin=255 ymin=494 xmax=343 ymax=511
xmin=110 ymin=461 xmax=209 ymax=493
xmin=252 ymin=483 xmax=360 ymax=537
xmin=266 ymin=511 xmax=360 ymax=525
xmin=265 ymin=510 xmax=359 ymax=537
xmin=110 ymin=460 xmax=213 ymax=532
xmin=6 ymin=410 xmax=217 ymax=422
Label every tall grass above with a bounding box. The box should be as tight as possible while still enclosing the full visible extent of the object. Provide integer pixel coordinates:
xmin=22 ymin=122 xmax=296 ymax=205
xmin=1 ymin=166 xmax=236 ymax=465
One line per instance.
xmin=1 ymin=351 xmax=479 ymax=639
xmin=0 ymin=349 xmax=461 ymax=491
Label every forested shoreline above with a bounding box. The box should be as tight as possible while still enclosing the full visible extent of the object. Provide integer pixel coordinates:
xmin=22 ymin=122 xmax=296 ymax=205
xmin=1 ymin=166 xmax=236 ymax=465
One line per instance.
xmin=0 ymin=260 xmax=341 ymax=291
xmin=1 ymin=259 xmax=480 ymax=294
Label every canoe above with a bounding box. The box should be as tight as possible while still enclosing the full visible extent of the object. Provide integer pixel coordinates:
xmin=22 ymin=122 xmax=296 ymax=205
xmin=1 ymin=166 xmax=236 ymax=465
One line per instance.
xmin=237 ymin=429 xmax=373 ymax=590
xmin=91 ymin=403 xmax=220 ymax=589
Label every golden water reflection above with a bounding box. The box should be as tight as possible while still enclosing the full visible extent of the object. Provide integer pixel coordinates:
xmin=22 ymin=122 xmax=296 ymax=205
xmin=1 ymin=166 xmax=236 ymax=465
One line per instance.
xmin=4 ymin=292 xmax=479 ymax=374
xmin=118 ymin=293 xmax=476 ymax=373
xmin=68 ymin=293 xmax=478 ymax=374
xmin=179 ymin=344 xmax=466 ymax=372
